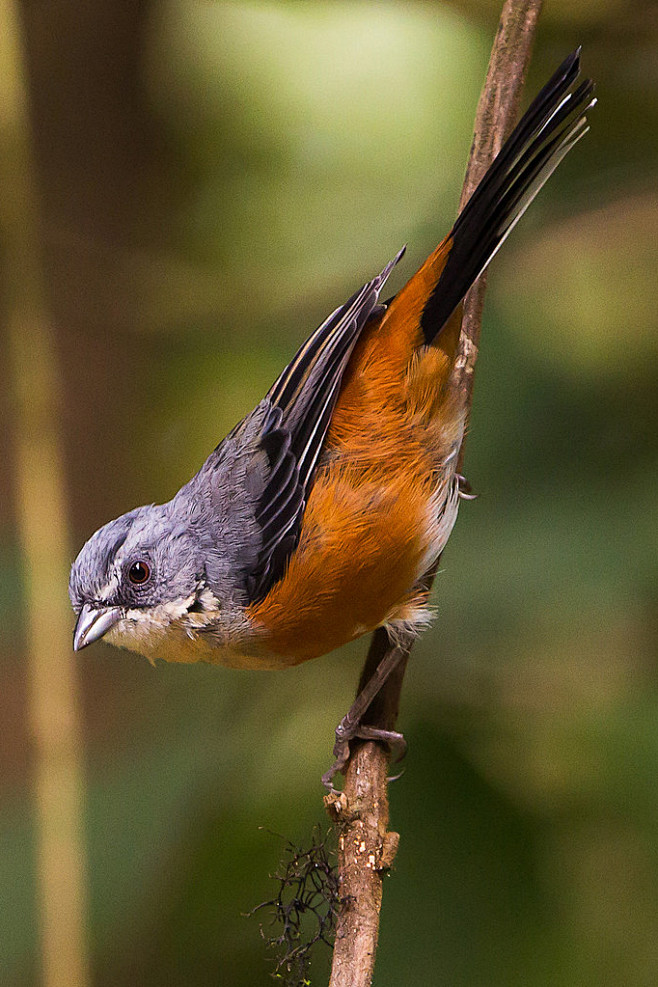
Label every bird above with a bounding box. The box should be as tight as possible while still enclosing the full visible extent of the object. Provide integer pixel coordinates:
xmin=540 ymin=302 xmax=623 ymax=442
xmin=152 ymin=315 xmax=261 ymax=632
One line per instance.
xmin=70 ymin=51 xmax=594 ymax=772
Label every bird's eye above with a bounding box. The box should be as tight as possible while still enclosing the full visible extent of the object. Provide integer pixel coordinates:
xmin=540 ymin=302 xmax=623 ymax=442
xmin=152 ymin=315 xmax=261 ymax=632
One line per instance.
xmin=128 ymin=560 xmax=151 ymax=585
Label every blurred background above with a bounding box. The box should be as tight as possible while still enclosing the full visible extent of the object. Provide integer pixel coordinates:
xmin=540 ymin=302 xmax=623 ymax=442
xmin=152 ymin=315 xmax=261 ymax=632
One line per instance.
xmin=1 ymin=1 xmax=656 ymax=985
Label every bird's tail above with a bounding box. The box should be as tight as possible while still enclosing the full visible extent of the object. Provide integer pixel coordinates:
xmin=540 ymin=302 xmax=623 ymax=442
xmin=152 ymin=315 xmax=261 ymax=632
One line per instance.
xmin=387 ymin=49 xmax=595 ymax=350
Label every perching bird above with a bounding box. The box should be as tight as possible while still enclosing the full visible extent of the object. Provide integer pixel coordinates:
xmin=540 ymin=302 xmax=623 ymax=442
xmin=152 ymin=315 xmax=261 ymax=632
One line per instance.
xmin=70 ymin=52 xmax=594 ymax=720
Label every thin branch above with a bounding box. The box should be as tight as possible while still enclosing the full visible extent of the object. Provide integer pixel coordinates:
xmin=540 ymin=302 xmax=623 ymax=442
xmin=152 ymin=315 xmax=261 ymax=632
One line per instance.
xmin=325 ymin=3 xmax=544 ymax=985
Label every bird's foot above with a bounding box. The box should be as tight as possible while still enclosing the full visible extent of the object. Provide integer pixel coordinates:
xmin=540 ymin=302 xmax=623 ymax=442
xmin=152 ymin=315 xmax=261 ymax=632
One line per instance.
xmin=322 ymin=717 xmax=408 ymax=792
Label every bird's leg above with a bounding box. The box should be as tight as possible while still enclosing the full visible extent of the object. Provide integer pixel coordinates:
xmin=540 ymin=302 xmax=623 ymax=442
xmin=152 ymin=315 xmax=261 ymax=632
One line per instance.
xmin=322 ymin=642 xmax=408 ymax=791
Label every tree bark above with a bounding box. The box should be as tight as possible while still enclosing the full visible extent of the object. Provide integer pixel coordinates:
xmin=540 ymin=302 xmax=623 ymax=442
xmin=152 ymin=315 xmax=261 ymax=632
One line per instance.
xmin=326 ymin=3 xmax=544 ymax=985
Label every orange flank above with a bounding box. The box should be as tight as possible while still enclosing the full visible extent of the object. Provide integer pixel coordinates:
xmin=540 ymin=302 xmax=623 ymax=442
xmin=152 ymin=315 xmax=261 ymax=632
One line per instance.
xmin=248 ymin=237 xmax=465 ymax=662
xmin=248 ymin=464 xmax=433 ymax=662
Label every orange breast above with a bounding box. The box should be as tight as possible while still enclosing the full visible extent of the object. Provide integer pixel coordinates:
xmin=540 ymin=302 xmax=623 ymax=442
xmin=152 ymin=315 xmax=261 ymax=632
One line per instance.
xmin=248 ymin=461 xmax=433 ymax=662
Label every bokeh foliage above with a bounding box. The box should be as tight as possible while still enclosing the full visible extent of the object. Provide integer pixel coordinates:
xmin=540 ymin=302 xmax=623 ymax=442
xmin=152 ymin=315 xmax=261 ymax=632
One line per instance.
xmin=1 ymin=1 xmax=656 ymax=985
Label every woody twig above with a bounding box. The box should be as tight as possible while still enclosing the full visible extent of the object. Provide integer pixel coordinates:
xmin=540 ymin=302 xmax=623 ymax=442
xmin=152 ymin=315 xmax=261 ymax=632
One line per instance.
xmin=325 ymin=3 xmax=544 ymax=985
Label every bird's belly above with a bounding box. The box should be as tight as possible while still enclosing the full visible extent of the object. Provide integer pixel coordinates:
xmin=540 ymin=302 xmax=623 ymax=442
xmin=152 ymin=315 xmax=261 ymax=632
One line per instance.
xmin=247 ymin=464 xmax=452 ymax=664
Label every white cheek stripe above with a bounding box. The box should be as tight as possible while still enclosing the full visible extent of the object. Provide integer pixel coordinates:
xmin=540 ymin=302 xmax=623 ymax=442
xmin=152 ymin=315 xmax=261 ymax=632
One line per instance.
xmin=96 ymin=574 xmax=120 ymax=602
xmin=122 ymin=595 xmax=196 ymax=626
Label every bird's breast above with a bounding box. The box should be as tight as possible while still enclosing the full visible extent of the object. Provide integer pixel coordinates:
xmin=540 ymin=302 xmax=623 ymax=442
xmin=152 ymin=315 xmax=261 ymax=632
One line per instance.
xmin=247 ymin=463 xmax=453 ymax=664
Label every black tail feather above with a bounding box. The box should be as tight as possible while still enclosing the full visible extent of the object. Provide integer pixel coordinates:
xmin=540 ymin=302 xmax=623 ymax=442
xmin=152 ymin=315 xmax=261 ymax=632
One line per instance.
xmin=420 ymin=49 xmax=595 ymax=344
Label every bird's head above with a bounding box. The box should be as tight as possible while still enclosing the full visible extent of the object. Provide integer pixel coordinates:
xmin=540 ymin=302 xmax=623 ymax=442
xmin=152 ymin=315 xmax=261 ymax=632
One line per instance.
xmin=69 ymin=503 xmax=209 ymax=654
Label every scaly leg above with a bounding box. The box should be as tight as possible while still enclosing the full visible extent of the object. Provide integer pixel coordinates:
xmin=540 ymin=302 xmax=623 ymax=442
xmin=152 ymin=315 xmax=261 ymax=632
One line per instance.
xmin=322 ymin=642 xmax=409 ymax=791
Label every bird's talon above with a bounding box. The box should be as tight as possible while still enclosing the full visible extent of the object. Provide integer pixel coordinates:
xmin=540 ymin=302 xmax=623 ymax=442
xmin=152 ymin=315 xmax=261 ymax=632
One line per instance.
xmin=456 ymin=473 xmax=478 ymax=500
xmin=356 ymin=725 xmax=407 ymax=764
xmin=321 ymin=766 xmax=341 ymax=793
xmin=392 ymin=737 xmax=408 ymax=765
xmin=322 ymin=737 xmax=352 ymax=790
xmin=323 ymin=721 xmax=408 ymax=788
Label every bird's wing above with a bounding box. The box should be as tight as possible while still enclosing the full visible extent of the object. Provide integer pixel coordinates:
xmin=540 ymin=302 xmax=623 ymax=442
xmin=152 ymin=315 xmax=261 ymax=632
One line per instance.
xmin=182 ymin=251 xmax=403 ymax=605
xmin=245 ymin=250 xmax=404 ymax=601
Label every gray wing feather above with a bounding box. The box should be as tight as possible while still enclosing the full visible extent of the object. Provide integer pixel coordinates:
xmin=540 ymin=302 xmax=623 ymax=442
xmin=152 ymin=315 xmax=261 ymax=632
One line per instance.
xmin=181 ymin=249 xmax=404 ymax=605
xmin=247 ymin=248 xmax=405 ymax=601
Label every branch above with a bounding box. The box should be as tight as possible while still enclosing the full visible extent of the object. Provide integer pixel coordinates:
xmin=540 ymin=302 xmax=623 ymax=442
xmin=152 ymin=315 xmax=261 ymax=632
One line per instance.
xmin=325 ymin=3 xmax=543 ymax=985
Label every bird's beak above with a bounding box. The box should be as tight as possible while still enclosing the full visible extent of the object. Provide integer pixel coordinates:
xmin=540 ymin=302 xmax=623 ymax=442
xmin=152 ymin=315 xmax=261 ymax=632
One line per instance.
xmin=73 ymin=603 xmax=122 ymax=651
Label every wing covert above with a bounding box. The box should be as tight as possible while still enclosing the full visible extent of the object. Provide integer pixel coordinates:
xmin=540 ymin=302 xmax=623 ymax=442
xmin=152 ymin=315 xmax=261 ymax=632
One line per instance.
xmin=246 ymin=248 xmax=405 ymax=601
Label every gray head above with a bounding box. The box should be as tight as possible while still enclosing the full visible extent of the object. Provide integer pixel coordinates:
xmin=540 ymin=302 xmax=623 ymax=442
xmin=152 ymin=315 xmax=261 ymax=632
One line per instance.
xmin=69 ymin=502 xmax=207 ymax=652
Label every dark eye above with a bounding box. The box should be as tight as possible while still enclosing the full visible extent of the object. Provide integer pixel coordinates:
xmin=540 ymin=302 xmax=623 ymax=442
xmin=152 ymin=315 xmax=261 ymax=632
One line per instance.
xmin=128 ymin=560 xmax=151 ymax=585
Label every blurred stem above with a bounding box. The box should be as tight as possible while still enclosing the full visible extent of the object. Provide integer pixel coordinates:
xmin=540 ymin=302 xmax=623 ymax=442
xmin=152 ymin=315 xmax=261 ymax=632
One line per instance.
xmin=325 ymin=2 xmax=543 ymax=985
xmin=0 ymin=2 xmax=90 ymax=986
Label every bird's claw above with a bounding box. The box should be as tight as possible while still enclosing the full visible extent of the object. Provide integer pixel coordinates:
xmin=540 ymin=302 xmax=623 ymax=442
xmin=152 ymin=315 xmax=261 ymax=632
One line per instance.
xmin=322 ymin=723 xmax=408 ymax=791
xmin=321 ymin=738 xmax=352 ymax=792
xmin=355 ymin=725 xmax=407 ymax=763
xmin=457 ymin=473 xmax=478 ymax=500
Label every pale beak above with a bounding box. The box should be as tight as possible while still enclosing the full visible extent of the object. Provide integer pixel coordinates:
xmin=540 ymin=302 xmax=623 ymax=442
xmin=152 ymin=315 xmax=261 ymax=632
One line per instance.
xmin=73 ymin=603 xmax=122 ymax=651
